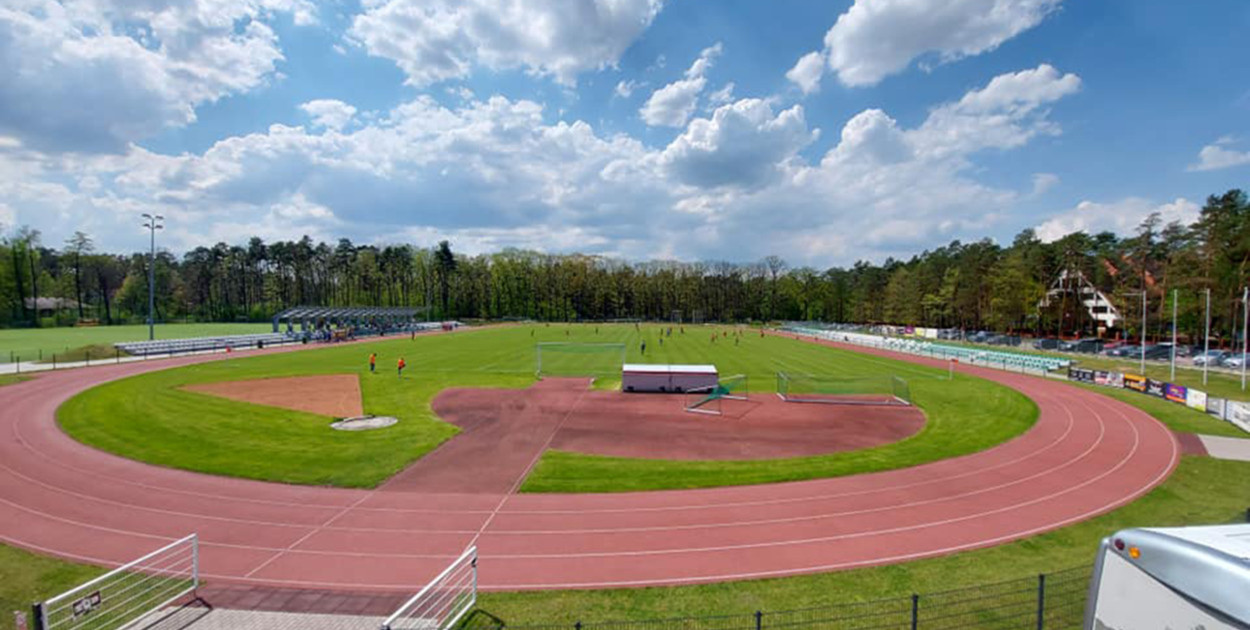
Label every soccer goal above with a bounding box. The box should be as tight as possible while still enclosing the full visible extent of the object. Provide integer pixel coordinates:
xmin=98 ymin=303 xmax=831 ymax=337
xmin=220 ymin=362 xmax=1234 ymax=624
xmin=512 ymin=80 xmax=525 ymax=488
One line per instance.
xmin=684 ymin=374 xmax=749 ymax=415
xmin=776 ymin=372 xmax=911 ymax=406
xmin=535 ymin=342 xmax=626 ymax=378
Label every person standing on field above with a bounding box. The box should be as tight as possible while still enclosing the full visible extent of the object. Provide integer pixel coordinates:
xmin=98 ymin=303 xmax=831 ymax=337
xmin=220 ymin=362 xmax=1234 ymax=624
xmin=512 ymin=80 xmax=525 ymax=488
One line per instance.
xmin=397 ymin=357 xmax=406 ymax=377
xmin=369 ymin=352 xmax=377 ymax=373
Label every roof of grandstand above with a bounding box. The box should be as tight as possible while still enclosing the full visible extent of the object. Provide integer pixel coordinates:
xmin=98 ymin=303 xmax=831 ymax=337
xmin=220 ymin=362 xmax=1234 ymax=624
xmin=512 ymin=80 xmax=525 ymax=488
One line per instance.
xmin=274 ymin=306 xmax=427 ymax=320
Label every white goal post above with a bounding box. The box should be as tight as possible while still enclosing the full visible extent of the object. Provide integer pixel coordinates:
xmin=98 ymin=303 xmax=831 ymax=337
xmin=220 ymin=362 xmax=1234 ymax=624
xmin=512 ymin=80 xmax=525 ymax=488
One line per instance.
xmin=535 ymin=342 xmax=626 ymax=378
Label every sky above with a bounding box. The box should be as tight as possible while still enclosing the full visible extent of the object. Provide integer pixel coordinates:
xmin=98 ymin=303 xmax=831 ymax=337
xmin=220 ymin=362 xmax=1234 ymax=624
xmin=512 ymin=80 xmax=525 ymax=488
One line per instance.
xmin=1 ymin=0 xmax=1248 ymax=267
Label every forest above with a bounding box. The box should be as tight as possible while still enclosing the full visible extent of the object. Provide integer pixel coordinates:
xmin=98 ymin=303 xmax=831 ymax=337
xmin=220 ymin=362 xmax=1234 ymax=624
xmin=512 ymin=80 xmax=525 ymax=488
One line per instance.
xmin=2 ymin=189 xmax=1247 ymax=344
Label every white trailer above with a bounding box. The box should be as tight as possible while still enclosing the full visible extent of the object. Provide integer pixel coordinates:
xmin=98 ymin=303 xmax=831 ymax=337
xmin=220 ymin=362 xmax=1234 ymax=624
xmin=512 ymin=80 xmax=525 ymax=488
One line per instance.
xmin=621 ymin=364 xmax=718 ymax=393
xmin=1085 ymin=524 xmax=1250 ymax=629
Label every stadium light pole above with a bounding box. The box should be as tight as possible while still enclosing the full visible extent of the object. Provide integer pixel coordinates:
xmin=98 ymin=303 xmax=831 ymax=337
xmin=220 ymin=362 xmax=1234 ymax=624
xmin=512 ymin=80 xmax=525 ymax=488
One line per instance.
xmin=1242 ymin=285 xmax=1248 ymax=391
xmin=1127 ymin=290 xmax=1147 ymax=376
xmin=1203 ymin=288 xmax=1211 ymax=386
xmin=1171 ymin=289 xmax=1177 ymax=382
xmin=141 ymin=213 xmax=164 ymax=341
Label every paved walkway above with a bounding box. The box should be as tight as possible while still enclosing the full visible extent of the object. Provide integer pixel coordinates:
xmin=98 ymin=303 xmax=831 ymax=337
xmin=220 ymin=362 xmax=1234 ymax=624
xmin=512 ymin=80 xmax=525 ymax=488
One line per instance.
xmin=1197 ymin=434 xmax=1250 ymax=461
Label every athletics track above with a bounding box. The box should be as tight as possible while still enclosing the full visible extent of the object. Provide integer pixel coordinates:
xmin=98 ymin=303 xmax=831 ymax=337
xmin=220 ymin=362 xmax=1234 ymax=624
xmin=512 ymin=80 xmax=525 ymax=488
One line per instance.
xmin=0 ymin=331 xmax=1178 ymax=592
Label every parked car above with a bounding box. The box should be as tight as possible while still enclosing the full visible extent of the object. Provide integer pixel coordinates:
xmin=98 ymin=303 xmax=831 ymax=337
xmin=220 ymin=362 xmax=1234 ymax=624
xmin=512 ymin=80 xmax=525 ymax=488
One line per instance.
xmin=1102 ymin=340 xmax=1128 ymax=352
xmin=1192 ymin=350 xmax=1230 ymax=366
xmin=1106 ymin=345 xmax=1140 ymax=358
xmin=1221 ymin=352 xmax=1249 ymax=369
xmin=1032 ymin=337 xmax=1060 ymax=350
xmin=1142 ymin=344 xmax=1174 ymax=360
xmin=1069 ymin=338 xmax=1105 ymax=354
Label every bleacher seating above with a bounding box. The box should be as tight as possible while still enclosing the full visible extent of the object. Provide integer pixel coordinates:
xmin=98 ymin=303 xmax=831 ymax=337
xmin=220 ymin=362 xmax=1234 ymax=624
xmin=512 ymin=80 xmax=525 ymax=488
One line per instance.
xmin=114 ymin=332 xmax=295 ymax=356
xmin=783 ymin=325 xmax=1070 ymax=375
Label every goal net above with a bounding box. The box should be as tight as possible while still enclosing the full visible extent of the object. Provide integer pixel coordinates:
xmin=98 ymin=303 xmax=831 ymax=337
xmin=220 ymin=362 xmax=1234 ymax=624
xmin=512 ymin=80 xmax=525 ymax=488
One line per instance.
xmin=536 ymin=342 xmax=626 ymax=378
xmin=684 ymin=374 xmax=749 ymax=415
xmin=776 ymin=372 xmax=911 ymax=406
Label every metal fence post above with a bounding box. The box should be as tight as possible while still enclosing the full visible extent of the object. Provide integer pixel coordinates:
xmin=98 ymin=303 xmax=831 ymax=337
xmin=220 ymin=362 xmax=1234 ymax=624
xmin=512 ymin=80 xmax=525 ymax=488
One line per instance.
xmin=85 ymin=350 xmax=90 ymax=366
xmin=575 ymin=622 xmax=582 ymax=630
xmin=911 ymin=594 xmax=919 ymax=630
xmin=755 ymin=610 xmax=763 ymax=630
xmin=30 ymin=602 xmax=43 ymax=630
xmin=1037 ymin=573 xmax=1046 ymax=630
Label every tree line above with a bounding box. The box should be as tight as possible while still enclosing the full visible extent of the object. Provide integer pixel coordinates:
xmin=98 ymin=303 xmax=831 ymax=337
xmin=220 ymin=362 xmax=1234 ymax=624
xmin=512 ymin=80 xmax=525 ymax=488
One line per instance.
xmin=1 ymin=189 xmax=1247 ymax=344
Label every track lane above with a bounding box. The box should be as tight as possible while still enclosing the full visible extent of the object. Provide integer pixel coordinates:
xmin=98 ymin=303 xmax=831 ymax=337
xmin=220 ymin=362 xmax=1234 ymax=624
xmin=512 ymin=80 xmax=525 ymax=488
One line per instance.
xmin=0 ymin=331 xmax=1177 ymax=591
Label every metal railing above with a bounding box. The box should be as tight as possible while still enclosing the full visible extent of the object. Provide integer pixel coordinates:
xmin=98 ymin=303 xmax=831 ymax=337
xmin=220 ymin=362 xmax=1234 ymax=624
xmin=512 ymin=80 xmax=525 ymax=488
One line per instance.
xmin=34 ymin=534 xmax=198 ymax=630
xmin=382 ymin=546 xmax=478 ymax=630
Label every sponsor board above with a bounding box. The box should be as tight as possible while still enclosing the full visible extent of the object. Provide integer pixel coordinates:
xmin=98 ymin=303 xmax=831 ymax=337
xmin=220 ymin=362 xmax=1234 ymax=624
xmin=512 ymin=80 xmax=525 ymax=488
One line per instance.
xmin=1225 ymin=400 xmax=1250 ymax=433
xmin=1186 ymin=388 xmax=1208 ymax=411
xmin=1123 ymin=374 xmax=1147 ymax=393
xmin=1207 ymin=396 xmax=1226 ymax=420
xmin=1069 ymin=367 xmax=1096 ymax=383
xmin=1164 ymin=383 xmax=1188 ymax=404
xmin=1095 ymin=371 xmax=1112 ymax=386
xmin=1145 ymin=379 xmax=1167 ymax=398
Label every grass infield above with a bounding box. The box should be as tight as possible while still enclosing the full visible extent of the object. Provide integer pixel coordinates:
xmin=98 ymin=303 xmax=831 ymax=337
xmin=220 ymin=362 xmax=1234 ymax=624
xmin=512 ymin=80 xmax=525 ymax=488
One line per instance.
xmin=58 ymin=324 xmax=1035 ymax=489
xmin=0 ymin=323 xmax=272 ymax=364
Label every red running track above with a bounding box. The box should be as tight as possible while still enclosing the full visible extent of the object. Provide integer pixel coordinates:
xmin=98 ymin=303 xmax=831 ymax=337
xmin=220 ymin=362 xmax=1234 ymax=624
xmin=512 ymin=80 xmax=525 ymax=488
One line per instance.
xmin=0 ymin=335 xmax=1178 ymax=591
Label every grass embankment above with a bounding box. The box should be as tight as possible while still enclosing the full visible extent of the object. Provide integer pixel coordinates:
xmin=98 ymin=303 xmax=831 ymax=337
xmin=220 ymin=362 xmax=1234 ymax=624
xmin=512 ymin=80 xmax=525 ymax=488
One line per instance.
xmin=0 ymin=323 xmax=272 ymax=364
xmin=59 ymin=324 xmax=1034 ymax=490
xmin=0 ymin=543 xmax=104 ymax=628
xmin=0 ymin=374 xmax=31 ymax=387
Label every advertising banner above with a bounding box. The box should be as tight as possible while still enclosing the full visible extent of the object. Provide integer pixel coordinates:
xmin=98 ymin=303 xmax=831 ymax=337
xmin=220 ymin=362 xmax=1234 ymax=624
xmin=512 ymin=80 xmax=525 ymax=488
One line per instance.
xmin=1164 ymin=383 xmax=1187 ymax=404
xmin=1107 ymin=372 xmax=1124 ymax=388
xmin=1123 ymin=374 xmax=1147 ymax=393
xmin=1225 ymin=401 xmax=1250 ymax=434
xmin=1207 ymin=396 xmax=1226 ymax=420
xmin=1186 ymin=388 xmax=1208 ymax=411
xmin=1095 ymin=371 xmax=1112 ymax=386
xmin=1069 ymin=367 xmax=1095 ymax=383
xmin=925 ymin=328 xmax=938 ymax=339
xmin=1145 ymin=379 xmax=1167 ymax=398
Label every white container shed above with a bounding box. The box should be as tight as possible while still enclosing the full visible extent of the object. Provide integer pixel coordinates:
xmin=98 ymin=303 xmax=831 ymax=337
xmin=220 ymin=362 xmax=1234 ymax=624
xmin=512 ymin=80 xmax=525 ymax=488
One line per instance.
xmin=622 ymin=364 xmax=718 ymax=393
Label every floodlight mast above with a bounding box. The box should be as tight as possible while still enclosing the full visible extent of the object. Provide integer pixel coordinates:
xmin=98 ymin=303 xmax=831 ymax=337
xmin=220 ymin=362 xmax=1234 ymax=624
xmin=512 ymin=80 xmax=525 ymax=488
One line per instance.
xmin=141 ymin=213 xmax=164 ymax=341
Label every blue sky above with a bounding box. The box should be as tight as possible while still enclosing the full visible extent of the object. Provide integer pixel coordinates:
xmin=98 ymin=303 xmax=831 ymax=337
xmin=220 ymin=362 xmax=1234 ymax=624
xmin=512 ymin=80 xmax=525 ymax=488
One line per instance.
xmin=1 ymin=0 xmax=1248 ymax=266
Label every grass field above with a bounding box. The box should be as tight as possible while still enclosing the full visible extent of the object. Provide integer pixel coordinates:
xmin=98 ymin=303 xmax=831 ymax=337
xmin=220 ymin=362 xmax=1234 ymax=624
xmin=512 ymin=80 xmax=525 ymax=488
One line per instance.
xmin=59 ymin=324 xmax=1034 ymax=489
xmin=0 ymin=374 xmax=30 ymax=387
xmin=0 ymin=323 xmax=272 ymax=364
xmin=0 ymin=543 xmax=105 ymax=629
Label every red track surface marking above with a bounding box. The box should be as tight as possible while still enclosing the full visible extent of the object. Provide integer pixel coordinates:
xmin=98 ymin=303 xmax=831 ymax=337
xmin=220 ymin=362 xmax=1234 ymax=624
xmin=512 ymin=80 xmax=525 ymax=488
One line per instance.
xmin=0 ymin=332 xmax=1178 ymax=592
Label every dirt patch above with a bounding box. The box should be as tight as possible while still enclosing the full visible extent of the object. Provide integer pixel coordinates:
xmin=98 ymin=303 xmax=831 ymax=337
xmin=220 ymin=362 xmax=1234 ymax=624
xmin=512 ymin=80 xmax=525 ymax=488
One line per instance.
xmin=427 ymin=380 xmax=925 ymax=465
xmin=184 ymin=374 xmax=364 ymax=418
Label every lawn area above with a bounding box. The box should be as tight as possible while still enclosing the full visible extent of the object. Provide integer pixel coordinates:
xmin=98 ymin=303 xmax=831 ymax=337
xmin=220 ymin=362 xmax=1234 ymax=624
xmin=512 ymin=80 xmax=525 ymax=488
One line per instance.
xmin=0 ymin=374 xmax=31 ymax=387
xmin=473 ymin=456 xmax=1249 ymax=625
xmin=58 ymin=324 xmax=1034 ymax=490
xmin=0 ymin=543 xmax=104 ymax=629
xmin=0 ymin=323 xmax=272 ymax=364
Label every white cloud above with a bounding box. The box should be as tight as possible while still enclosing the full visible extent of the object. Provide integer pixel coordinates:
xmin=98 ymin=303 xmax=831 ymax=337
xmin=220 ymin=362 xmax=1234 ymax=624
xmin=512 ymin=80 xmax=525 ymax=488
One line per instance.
xmin=786 ymin=51 xmax=826 ymax=94
xmin=0 ymin=0 xmax=308 ymax=154
xmin=1031 ymin=172 xmax=1059 ymax=195
xmin=348 ymin=0 xmax=663 ymax=87
xmin=299 ymin=100 xmax=358 ymax=131
xmin=640 ymin=43 xmax=722 ymax=127
xmin=0 ymin=65 xmax=1081 ymax=266
xmin=1188 ymin=137 xmax=1250 ymax=172
xmin=614 ymin=80 xmax=644 ymax=99
xmin=661 ymin=98 xmax=814 ymax=188
xmin=707 ymin=83 xmax=735 ymax=107
xmin=1035 ymin=197 xmax=1200 ymax=242
xmin=812 ymin=0 xmax=1062 ymax=88
xmin=909 ymin=64 xmax=1080 ymax=159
